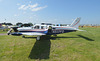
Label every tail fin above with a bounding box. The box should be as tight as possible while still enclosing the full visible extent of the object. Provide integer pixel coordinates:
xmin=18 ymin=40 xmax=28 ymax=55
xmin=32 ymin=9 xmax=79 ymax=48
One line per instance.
xmin=70 ymin=17 xmax=81 ymax=29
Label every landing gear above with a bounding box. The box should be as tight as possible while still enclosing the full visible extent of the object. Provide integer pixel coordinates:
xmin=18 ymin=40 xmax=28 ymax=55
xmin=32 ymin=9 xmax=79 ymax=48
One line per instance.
xmin=22 ymin=35 xmax=25 ymax=38
xmin=7 ymin=28 xmax=12 ymax=35
xmin=36 ymin=36 xmax=41 ymax=41
xmin=7 ymin=33 xmax=10 ymax=35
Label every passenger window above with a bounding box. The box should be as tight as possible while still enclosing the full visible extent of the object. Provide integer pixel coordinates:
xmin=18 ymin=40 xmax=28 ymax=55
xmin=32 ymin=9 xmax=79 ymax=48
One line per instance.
xmin=41 ymin=26 xmax=46 ymax=29
xmin=52 ymin=28 xmax=56 ymax=29
xmin=41 ymin=26 xmax=44 ymax=29
xmin=45 ymin=26 xmax=47 ymax=29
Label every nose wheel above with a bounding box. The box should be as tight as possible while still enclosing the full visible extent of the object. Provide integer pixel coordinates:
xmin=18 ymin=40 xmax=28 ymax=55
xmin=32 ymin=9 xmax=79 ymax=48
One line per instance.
xmin=36 ymin=36 xmax=41 ymax=41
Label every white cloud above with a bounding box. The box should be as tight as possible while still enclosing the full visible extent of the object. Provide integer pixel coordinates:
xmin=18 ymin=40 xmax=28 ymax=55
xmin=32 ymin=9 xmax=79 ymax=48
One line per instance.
xmin=29 ymin=3 xmax=38 ymax=9
xmin=18 ymin=3 xmax=38 ymax=10
xmin=18 ymin=3 xmax=47 ymax=12
xmin=18 ymin=5 xmax=26 ymax=10
xmin=31 ymin=5 xmax=47 ymax=11
xmin=23 ymin=6 xmax=29 ymax=10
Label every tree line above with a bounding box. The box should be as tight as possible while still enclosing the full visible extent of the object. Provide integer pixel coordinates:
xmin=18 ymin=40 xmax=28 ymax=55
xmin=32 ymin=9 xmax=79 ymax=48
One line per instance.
xmin=1 ymin=22 xmax=33 ymax=27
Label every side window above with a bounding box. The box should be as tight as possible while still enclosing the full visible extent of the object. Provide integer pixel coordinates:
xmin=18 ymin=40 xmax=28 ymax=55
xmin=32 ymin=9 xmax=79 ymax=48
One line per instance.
xmin=57 ymin=24 xmax=59 ymax=26
xmin=41 ymin=26 xmax=44 ymax=29
xmin=46 ymin=26 xmax=47 ymax=29
xmin=52 ymin=28 xmax=56 ymax=29
xmin=41 ymin=26 xmax=47 ymax=29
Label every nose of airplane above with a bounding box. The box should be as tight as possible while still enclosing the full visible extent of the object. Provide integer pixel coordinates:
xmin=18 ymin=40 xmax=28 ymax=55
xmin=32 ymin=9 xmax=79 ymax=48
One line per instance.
xmin=17 ymin=28 xmax=22 ymax=31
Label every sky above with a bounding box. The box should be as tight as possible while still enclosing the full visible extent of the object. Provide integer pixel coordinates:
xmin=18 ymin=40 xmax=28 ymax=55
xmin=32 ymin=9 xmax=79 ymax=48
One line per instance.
xmin=0 ymin=0 xmax=100 ymax=24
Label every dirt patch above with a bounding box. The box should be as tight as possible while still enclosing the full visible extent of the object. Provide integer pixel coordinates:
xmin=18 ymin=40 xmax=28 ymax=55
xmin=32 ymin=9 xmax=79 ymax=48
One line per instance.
xmin=0 ymin=33 xmax=7 ymax=35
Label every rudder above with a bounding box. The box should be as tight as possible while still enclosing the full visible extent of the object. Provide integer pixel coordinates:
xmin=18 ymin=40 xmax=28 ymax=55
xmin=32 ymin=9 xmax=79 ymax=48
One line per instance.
xmin=70 ymin=17 xmax=81 ymax=29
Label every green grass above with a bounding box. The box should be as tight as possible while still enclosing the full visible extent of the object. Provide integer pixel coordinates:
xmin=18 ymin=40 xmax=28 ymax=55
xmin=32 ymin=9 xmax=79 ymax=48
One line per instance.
xmin=0 ymin=29 xmax=8 ymax=33
xmin=0 ymin=27 xmax=100 ymax=61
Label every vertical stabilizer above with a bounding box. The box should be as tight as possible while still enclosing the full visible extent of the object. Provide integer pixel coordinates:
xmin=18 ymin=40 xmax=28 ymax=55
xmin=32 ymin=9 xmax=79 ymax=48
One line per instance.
xmin=70 ymin=17 xmax=81 ymax=29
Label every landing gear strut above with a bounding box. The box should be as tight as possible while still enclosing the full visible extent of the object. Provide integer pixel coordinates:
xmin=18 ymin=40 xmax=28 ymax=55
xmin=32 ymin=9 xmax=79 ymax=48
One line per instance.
xmin=7 ymin=28 xmax=12 ymax=35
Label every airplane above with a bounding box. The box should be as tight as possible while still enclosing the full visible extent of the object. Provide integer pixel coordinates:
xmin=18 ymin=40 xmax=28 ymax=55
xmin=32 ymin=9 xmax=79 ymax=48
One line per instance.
xmin=7 ymin=17 xmax=82 ymax=41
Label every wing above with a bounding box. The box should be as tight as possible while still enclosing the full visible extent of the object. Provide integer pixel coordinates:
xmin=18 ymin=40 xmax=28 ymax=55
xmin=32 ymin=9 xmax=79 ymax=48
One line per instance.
xmin=11 ymin=32 xmax=46 ymax=36
xmin=22 ymin=32 xmax=46 ymax=36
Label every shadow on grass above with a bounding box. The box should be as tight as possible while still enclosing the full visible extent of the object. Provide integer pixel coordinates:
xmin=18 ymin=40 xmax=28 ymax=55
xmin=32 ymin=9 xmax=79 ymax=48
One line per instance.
xmin=28 ymin=35 xmax=51 ymax=60
xmin=78 ymin=35 xmax=94 ymax=41
xmin=27 ymin=35 xmax=94 ymax=60
xmin=28 ymin=36 xmax=79 ymax=60
xmin=23 ymin=36 xmax=79 ymax=40
xmin=50 ymin=36 xmax=79 ymax=40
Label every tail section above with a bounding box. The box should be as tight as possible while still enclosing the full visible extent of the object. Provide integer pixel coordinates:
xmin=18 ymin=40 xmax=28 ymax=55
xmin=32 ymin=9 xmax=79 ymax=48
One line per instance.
xmin=70 ymin=17 xmax=81 ymax=29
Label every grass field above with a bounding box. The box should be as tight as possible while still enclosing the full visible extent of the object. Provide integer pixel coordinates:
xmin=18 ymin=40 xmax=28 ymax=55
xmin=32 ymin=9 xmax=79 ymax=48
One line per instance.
xmin=0 ymin=29 xmax=9 ymax=33
xmin=0 ymin=27 xmax=100 ymax=61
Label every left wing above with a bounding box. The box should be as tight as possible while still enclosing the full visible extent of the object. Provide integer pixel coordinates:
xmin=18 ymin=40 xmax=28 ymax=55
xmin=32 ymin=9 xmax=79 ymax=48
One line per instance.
xmin=11 ymin=32 xmax=46 ymax=36
xmin=22 ymin=32 xmax=46 ymax=36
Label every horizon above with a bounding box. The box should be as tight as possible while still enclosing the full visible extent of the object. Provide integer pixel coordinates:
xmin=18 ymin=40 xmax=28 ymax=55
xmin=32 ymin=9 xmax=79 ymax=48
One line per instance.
xmin=0 ymin=22 xmax=100 ymax=26
xmin=0 ymin=0 xmax=100 ymax=24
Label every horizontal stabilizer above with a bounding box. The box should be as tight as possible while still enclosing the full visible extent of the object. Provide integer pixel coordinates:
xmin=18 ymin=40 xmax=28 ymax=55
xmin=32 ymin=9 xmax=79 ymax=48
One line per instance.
xmin=76 ymin=29 xmax=86 ymax=31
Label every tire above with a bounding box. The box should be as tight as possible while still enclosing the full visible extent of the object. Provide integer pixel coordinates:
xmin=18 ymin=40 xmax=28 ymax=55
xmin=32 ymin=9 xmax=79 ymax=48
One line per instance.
xmin=36 ymin=36 xmax=41 ymax=41
xmin=22 ymin=35 xmax=25 ymax=38
xmin=7 ymin=33 xmax=10 ymax=35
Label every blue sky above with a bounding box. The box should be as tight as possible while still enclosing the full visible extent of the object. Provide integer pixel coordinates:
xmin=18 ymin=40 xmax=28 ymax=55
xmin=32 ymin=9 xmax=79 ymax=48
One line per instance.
xmin=0 ymin=0 xmax=100 ymax=24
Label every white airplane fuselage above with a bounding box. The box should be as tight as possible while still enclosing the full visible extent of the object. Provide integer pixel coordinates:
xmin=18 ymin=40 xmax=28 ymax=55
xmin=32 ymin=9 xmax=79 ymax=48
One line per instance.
xmin=13 ymin=25 xmax=77 ymax=36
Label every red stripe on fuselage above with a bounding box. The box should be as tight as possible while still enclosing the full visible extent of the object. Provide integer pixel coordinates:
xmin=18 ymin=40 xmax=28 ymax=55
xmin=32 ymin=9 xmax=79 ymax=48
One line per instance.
xmin=19 ymin=29 xmax=48 ymax=31
xmin=54 ymin=27 xmax=73 ymax=28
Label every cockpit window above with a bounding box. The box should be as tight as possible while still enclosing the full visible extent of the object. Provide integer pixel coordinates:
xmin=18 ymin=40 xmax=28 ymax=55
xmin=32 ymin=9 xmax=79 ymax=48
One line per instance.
xmin=34 ymin=26 xmax=39 ymax=29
